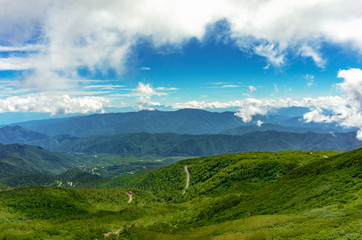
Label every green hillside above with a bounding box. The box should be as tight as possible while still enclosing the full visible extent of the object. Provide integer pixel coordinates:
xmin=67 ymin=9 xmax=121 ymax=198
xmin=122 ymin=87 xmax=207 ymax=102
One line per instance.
xmin=0 ymin=152 xmax=41 ymax=178
xmin=0 ymin=182 xmax=8 ymax=190
xmin=56 ymin=168 xmax=109 ymax=188
xmin=101 ymin=151 xmax=338 ymax=200
xmin=0 ymin=148 xmax=360 ymax=239
xmin=30 ymin=131 xmax=362 ymax=155
xmin=0 ymin=143 xmax=76 ymax=175
xmin=0 ymin=126 xmax=48 ymax=144
xmin=0 ymin=173 xmax=57 ymax=188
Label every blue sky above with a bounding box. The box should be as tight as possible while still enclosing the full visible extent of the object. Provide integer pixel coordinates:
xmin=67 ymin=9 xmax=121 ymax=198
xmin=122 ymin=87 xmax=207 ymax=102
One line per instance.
xmin=49 ymin=31 xmax=358 ymax=106
xmin=1 ymin=0 xmax=362 ymax=137
xmin=122 ymin=36 xmax=348 ymax=101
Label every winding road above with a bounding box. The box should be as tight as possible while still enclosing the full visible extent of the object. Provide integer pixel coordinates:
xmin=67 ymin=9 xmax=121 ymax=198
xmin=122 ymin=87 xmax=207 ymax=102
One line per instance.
xmin=182 ymin=165 xmax=190 ymax=194
xmin=127 ymin=193 xmax=133 ymax=203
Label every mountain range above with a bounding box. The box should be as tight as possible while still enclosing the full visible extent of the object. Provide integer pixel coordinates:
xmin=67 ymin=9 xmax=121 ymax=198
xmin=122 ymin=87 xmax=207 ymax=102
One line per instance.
xmin=1 ymin=126 xmax=361 ymax=156
xmin=8 ymin=109 xmax=355 ymax=137
xmin=0 ymin=108 xmax=360 ymax=161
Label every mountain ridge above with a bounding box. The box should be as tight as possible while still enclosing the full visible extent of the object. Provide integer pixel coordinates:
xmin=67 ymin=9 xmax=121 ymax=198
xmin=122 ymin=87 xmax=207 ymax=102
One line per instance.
xmin=8 ymin=109 xmax=352 ymax=137
xmin=0 ymin=142 xmax=75 ymax=176
xmin=27 ymin=130 xmax=362 ymax=156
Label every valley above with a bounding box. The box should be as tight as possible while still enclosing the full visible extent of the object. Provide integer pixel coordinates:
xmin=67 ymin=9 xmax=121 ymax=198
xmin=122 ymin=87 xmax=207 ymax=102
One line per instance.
xmin=0 ymin=109 xmax=361 ymax=239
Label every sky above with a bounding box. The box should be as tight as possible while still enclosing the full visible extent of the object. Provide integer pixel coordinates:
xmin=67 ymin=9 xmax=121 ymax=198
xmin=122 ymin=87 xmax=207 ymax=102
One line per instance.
xmin=1 ymin=0 xmax=362 ymax=137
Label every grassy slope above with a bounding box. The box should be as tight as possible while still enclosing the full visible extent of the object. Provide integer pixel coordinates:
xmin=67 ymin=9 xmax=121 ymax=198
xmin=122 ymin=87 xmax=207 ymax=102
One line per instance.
xmin=0 ymin=149 xmax=361 ymax=239
xmin=0 ymin=143 xmax=75 ymax=175
xmin=1 ymin=173 xmax=56 ymax=188
xmin=101 ymin=151 xmax=338 ymax=200
xmin=0 ymin=152 xmax=41 ymax=178
xmin=56 ymin=168 xmax=109 ymax=188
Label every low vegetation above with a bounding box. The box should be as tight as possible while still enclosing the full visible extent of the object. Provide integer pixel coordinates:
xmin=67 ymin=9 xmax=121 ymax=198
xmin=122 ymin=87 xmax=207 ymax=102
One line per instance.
xmin=0 ymin=148 xmax=361 ymax=239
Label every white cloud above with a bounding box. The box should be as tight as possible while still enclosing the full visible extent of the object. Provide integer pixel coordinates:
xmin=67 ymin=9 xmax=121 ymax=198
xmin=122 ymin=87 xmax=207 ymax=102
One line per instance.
xmin=254 ymin=44 xmax=285 ymax=66
xmin=221 ymin=84 xmax=239 ymax=88
xmin=84 ymin=84 xmax=125 ymax=90
xmin=0 ymin=58 xmax=34 ymax=70
xmin=235 ymin=98 xmax=276 ymax=122
xmin=0 ymin=94 xmax=110 ymax=115
xmin=140 ymin=67 xmax=151 ymax=71
xmin=303 ymin=108 xmax=333 ymax=123
xmin=303 ymin=68 xmax=362 ymax=139
xmin=299 ymin=45 xmax=326 ymax=68
xmin=243 ymin=85 xmax=257 ymax=97
xmin=210 ymin=82 xmax=230 ymax=85
xmin=305 ymin=74 xmax=315 ymax=87
xmin=156 ymin=87 xmax=179 ymax=91
xmin=1 ymin=0 xmax=362 ymax=90
xmin=122 ymin=82 xmax=167 ymax=110
xmin=169 ymin=95 xmax=351 ymax=123
xmin=208 ymin=83 xmax=239 ymax=89
xmin=337 ymin=68 xmax=362 ymax=103
xmin=0 ymin=44 xmax=43 ymax=52
xmin=256 ymin=120 xmax=263 ymax=127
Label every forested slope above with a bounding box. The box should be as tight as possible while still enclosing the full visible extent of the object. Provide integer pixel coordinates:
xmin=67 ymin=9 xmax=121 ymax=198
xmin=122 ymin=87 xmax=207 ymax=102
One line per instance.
xmin=0 ymin=148 xmax=361 ymax=239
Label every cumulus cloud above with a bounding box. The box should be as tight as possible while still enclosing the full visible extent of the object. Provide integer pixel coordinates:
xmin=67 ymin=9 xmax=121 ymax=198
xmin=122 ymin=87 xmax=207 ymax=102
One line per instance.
xmin=256 ymin=120 xmax=263 ymax=127
xmin=169 ymin=98 xmax=282 ymax=121
xmin=235 ymin=98 xmax=277 ymax=122
xmin=124 ymin=82 xmax=167 ymax=110
xmin=337 ymin=68 xmax=362 ymax=102
xmin=0 ymin=94 xmax=110 ymax=115
xmin=303 ymin=68 xmax=362 ymax=139
xmin=169 ymin=95 xmax=351 ymax=123
xmin=1 ymin=0 xmax=362 ymax=89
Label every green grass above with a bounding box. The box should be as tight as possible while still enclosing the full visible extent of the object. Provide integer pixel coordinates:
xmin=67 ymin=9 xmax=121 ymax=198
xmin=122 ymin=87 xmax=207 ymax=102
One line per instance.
xmin=0 ymin=148 xmax=360 ymax=239
xmin=103 ymin=151 xmax=338 ymax=200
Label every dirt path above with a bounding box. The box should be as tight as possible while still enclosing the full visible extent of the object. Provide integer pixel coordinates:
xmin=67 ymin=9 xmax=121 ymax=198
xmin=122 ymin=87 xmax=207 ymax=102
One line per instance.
xmin=182 ymin=165 xmax=190 ymax=194
xmin=127 ymin=193 xmax=133 ymax=203
xmin=104 ymin=229 xmax=122 ymax=238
